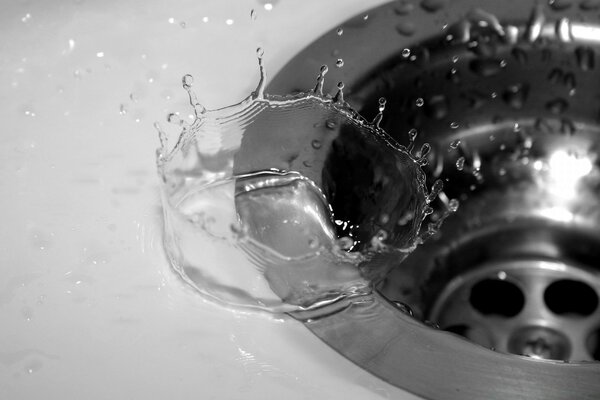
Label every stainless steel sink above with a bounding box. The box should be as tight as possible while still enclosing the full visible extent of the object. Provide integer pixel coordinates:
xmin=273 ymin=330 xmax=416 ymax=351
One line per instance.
xmin=267 ymin=0 xmax=600 ymax=398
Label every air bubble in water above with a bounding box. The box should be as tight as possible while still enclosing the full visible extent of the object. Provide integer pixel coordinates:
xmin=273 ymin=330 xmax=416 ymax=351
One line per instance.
xmin=402 ymin=48 xmax=411 ymax=58
xmin=311 ymin=140 xmax=322 ymax=149
xmin=335 ymin=59 xmax=344 ymax=68
xmin=450 ymin=121 xmax=459 ymax=129
xmin=415 ymin=98 xmax=424 ymax=107
xmin=337 ymin=27 xmax=344 ymax=36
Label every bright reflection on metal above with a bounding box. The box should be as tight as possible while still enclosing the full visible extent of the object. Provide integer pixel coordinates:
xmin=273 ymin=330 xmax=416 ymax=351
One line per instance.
xmin=546 ymin=150 xmax=593 ymax=199
xmin=538 ymin=206 xmax=574 ymax=223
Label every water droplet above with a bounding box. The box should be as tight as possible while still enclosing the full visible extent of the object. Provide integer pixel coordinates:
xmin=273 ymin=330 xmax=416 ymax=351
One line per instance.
xmin=446 ymin=67 xmax=461 ymax=84
xmin=372 ymin=97 xmax=387 ymax=127
xmin=427 ymin=179 xmax=444 ymax=203
xmin=549 ymin=0 xmax=573 ymax=10
xmin=419 ymin=143 xmax=431 ymax=159
xmin=448 ymin=198 xmax=460 ymax=212
xmin=424 ymin=320 xmax=440 ymax=329
xmin=526 ymin=4 xmax=546 ymax=42
xmin=254 ymin=48 xmax=267 ymax=100
xmin=21 ymin=13 xmax=32 ymax=23
xmin=546 ymin=98 xmax=569 ymax=114
xmin=313 ymin=65 xmax=328 ymax=96
xmin=450 ymin=121 xmax=459 ymax=129
xmin=225 ymin=19 xmax=234 ymax=25
xmin=311 ymin=140 xmax=322 ymax=149
xmin=564 ymin=72 xmax=576 ymax=92
xmin=395 ymin=1 xmax=415 ymax=15
xmin=420 ymin=0 xmax=447 ymax=13
xmin=418 ymin=158 xmax=429 ymax=166
xmin=469 ymin=58 xmax=506 ymax=77
xmin=401 ymin=48 xmax=411 ymax=58
xmin=119 ymin=104 xmax=128 ymax=115
xmin=334 ymin=82 xmax=345 ymax=103
xmin=396 ymin=21 xmax=417 ymax=36
xmin=407 ymin=128 xmax=418 ymax=151
xmin=167 ymin=113 xmax=188 ymax=128
xmin=393 ymin=301 xmax=414 ymax=316
xmin=336 ymin=237 xmax=354 ymax=251
xmin=575 ymin=46 xmax=595 ymax=71
xmin=250 ymin=9 xmax=257 ymax=20
xmin=378 ymin=97 xmax=387 ymax=113
xmin=337 ymin=27 xmax=344 ymax=36
xmin=264 ymin=3 xmax=274 ymax=11
xmin=502 ymin=83 xmax=530 ymax=110
xmin=415 ymin=98 xmax=424 ymax=107
xmin=548 ymin=68 xmax=563 ymax=84
xmin=456 ymin=156 xmax=466 ymax=171
xmin=325 ymin=119 xmax=336 ymax=130
xmin=182 ymin=74 xmax=194 ymax=89
xmin=335 ymin=59 xmax=344 ymax=68
xmin=449 ymin=139 xmax=461 ymax=149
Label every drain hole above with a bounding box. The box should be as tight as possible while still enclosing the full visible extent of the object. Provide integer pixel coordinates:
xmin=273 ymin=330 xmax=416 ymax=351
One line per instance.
xmin=587 ymin=328 xmax=600 ymax=361
xmin=544 ymin=280 xmax=599 ymax=316
xmin=470 ymin=279 xmax=525 ymax=317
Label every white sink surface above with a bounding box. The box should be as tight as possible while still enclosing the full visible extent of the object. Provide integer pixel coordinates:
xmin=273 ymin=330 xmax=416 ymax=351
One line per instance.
xmin=0 ymin=0 xmax=420 ymax=398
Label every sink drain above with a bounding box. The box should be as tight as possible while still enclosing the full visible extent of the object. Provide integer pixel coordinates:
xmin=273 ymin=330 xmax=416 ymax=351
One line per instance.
xmin=270 ymin=0 xmax=600 ymax=398
xmin=428 ymin=258 xmax=600 ymax=361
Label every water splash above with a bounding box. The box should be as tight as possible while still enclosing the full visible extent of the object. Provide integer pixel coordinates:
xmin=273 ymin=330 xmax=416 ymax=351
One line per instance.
xmin=157 ymin=52 xmax=431 ymax=313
